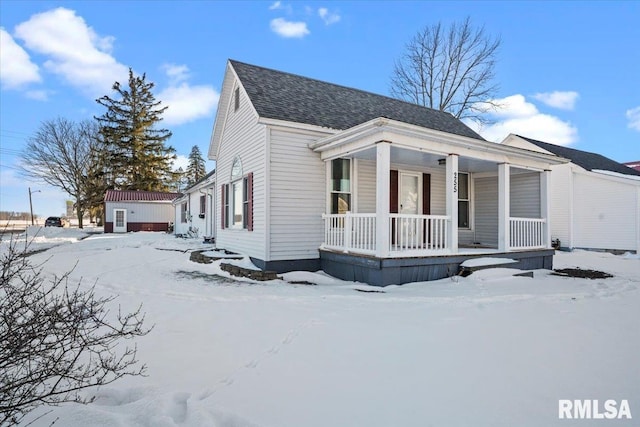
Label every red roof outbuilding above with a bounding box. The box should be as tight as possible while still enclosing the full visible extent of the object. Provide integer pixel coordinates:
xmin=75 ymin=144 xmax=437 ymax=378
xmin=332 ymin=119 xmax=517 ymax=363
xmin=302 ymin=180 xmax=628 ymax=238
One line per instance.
xmin=104 ymin=190 xmax=181 ymax=202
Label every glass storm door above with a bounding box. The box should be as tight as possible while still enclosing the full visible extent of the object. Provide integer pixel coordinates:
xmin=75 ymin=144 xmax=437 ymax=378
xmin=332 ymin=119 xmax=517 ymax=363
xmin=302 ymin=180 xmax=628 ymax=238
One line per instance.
xmin=398 ymin=173 xmax=420 ymax=245
xmin=113 ymin=209 xmax=127 ymax=233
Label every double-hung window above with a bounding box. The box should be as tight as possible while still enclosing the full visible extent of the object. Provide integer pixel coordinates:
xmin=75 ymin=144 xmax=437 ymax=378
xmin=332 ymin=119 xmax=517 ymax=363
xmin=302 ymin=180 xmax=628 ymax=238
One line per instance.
xmin=180 ymin=202 xmax=188 ymax=223
xmin=458 ymin=172 xmax=470 ymax=228
xmin=331 ymin=158 xmax=351 ymax=214
xmin=199 ymin=195 xmax=206 ymax=218
xmin=221 ymin=156 xmax=253 ymax=231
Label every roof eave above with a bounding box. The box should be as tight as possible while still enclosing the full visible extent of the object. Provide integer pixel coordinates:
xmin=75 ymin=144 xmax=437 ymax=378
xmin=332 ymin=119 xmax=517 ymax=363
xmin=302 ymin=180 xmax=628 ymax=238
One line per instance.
xmin=311 ymin=117 xmax=569 ymax=166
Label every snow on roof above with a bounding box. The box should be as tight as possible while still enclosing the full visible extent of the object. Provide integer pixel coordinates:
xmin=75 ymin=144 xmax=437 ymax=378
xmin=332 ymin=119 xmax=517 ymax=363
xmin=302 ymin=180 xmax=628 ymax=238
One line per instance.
xmin=104 ymin=190 xmax=181 ymax=202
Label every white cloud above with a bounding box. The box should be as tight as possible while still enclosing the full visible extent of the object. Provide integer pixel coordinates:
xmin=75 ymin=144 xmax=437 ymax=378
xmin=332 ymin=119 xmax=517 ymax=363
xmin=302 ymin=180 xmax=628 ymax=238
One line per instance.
xmin=172 ymin=154 xmax=189 ymax=171
xmin=269 ymin=1 xmax=282 ymax=10
xmin=0 ymin=27 xmax=41 ymax=89
xmin=25 ymin=89 xmax=50 ymax=101
xmin=162 ymin=63 xmax=190 ymax=85
xmin=270 ymin=18 xmax=310 ymax=38
xmin=14 ymin=7 xmax=128 ymax=97
xmin=157 ymin=65 xmax=219 ymax=126
xmin=532 ymin=91 xmax=579 ymax=110
xmin=626 ymin=106 xmax=640 ymax=132
xmin=470 ymin=94 xmax=578 ymax=146
xmin=318 ymin=7 xmax=341 ymax=25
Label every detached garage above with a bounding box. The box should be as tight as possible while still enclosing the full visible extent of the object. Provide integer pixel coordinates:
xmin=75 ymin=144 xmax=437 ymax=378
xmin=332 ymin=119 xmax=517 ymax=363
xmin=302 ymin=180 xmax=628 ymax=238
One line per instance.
xmin=104 ymin=190 xmax=180 ymax=233
xmin=502 ymin=135 xmax=640 ymax=253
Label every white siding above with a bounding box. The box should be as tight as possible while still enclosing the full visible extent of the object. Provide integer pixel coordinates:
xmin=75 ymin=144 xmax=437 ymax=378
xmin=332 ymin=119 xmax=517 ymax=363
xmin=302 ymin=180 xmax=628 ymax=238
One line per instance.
xmin=356 ymin=159 xmax=376 ymax=213
xmin=548 ymin=164 xmax=573 ymax=247
xmin=510 ymin=172 xmax=541 ymax=218
xmin=174 ymin=186 xmax=215 ymax=237
xmin=474 ymin=176 xmax=498 ymax=246
xmin=215 ymin=81 xmax=268 ymax=260
xmin=573 ymin=172 xmax=639 ymax=251
xmin=105 ymin=201 xmax=174 ymax=223
xmin=269 ymin=127 xmax=331 ymax=260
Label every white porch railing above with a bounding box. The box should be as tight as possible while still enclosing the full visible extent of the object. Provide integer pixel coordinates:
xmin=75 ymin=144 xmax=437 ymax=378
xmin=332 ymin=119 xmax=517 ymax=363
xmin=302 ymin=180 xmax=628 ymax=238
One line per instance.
xmin=390 ymin=214 xmax=449 ymax=253
xmin=323 ymin=213 xmax=377 ymax=254
xmin=322 ymin=213 xmax=450 ymax=255
xmin=509 ymin=217 xmax=547 ymax=250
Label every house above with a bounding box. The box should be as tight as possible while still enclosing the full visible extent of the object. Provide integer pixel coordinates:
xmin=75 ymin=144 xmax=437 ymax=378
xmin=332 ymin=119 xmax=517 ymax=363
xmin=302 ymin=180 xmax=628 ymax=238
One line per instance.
xmin=502 ymin=135 xmax=640 ymax=253
xmin=172 ymin=170 xmax=216 ymax=239
xmin=208 ymin=60 xmax=568 ymax=286
xmin=624 ymin=161 xmax=640 ymax=172
xmin=104 ymin=190 xmax=180 ymax=233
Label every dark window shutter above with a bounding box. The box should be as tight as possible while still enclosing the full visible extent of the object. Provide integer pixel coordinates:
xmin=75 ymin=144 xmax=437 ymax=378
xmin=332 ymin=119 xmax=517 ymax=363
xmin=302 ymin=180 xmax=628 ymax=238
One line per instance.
xmin=390 ymin=170 xmax=398 ymax=213
xmin=390 ymin=170 xmax=398 ymax=245
xmin=221 ymin=184 xmax=226 ymax=229
xmin=247 ymin=172 xmax=253 ymax=231
xmin=423 ymin=173 xmax=431 ymax=243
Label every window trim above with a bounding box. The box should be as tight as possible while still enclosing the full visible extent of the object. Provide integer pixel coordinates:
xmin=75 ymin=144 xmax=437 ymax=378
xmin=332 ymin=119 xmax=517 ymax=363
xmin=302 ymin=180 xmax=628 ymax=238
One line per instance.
xmin=458 ymin=172 xmax=471 ymax=229
xmin=330 ymin=158 xmax=352 ymax=214
xmin=180 ymin=202 xmax=188 ymax=224
xmin=234 ymin=87 xmax=240 ymax=111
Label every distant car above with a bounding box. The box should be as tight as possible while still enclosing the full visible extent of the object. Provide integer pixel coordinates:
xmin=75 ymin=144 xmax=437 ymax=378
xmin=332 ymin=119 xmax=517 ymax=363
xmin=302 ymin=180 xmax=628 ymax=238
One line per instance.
xmin=45 ymin=216 xmax=65 ymax=227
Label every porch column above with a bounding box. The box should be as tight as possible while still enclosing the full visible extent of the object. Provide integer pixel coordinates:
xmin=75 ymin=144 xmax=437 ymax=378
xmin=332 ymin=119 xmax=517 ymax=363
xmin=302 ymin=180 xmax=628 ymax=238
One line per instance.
xmin=540 ymin=170 xmax=551 ymax=248
xmin=445 ymin=154 xmax=459 ymax=252
xmin=498 ymin=163 xmax=510 ymax=252
xmin=375 ymin=141 xmax=391 ymax=257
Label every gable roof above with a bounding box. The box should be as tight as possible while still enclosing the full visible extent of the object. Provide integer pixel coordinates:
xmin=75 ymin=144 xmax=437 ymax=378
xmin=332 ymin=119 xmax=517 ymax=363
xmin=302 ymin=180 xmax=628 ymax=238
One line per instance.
xmin=516 ymin=135 xmax=640 ymax=177
xmin=104 ymin=190 xmax=181 ymax=202
xmin=230 ymin=60 xmax=484 ymax=141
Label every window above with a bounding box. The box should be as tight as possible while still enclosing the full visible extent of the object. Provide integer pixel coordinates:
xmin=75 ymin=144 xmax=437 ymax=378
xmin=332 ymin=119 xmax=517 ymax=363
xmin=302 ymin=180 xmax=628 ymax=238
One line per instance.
xmin=221 ymin=157 xmax=253 ymax=231
xmin=199 ymin=195 xmax=206 ymax=218
xmin=331 ymin=158 xmax=351 ymax=214
xmin=458 ymin=172 xmax=469 ymax=228
xmin=180 ymin=202 xmax=188 ymax=223
xmin=234 ymin=87 xmax=240 ymax=111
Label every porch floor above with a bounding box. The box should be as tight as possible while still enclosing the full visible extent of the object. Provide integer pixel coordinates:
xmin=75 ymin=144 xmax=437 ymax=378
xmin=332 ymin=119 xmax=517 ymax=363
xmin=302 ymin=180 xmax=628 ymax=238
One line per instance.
xmin=320 ymin=248 xmax=554 ymax=287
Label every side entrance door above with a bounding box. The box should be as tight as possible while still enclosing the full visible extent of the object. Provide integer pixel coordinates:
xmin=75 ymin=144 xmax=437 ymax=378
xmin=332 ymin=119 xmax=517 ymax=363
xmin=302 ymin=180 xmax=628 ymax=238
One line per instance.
xmin=113 ymin=209 xmax=127 ymax=233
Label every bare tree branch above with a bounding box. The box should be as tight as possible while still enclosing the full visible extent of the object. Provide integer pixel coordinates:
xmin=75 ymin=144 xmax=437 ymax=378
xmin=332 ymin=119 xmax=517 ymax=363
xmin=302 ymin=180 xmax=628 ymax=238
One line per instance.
xmin=0 ymin=234 xmax=151 ymax=426
xmin=390 ymin=17 xmax=501 ymax=125
xmin=19 ymin=118 xmax=104 ymax=228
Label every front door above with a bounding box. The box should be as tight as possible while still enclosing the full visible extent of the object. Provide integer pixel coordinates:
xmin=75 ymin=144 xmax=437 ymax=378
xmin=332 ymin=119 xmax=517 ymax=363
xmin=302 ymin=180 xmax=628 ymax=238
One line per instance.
xmin=399 ymin=172 xmax=420 ymax=214
xmin=397 ymin=172 xmax=421 ymax=245
xmin=113 ymin=209 xmax=127 ymax=233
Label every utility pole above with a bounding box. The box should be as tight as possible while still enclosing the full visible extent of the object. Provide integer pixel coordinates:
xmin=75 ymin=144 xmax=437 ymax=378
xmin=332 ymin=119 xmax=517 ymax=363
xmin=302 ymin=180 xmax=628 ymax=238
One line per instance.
xmin=29 ymin=187 xmax=41 ymax=225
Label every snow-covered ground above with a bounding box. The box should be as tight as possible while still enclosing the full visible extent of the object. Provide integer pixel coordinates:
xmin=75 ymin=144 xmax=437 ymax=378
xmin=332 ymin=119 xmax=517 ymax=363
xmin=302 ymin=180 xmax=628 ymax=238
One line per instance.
xmin=4 ymin=230 xmax=639 ymax=426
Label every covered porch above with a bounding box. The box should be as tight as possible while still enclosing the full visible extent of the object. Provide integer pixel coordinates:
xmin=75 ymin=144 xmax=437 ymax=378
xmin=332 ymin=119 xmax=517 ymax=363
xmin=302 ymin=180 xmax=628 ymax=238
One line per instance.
xmin=310 ymin=118 xmax=566 ymax=285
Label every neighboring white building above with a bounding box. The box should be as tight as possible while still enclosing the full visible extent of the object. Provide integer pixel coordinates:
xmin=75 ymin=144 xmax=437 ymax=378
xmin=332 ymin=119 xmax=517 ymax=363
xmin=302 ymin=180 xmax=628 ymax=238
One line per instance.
xmin=502 ymin=134 xmax=640 ymax=253
xmin=172 ymin=170 xmax=216 ymax=239
xmin=208 ymin=60 xmax=568 ymax=285
xmin=104 ymin=190 xmax=179 ymax=233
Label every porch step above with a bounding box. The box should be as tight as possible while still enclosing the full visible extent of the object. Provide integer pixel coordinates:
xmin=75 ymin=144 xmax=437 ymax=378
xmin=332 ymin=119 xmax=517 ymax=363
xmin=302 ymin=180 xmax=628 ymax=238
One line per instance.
xmin=459 ymin=257 xmax=517 ymax=276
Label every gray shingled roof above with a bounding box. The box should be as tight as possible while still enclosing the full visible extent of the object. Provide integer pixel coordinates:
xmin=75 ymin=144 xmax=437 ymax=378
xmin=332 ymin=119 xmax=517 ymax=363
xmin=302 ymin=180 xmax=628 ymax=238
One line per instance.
xmin=518 ymin=135 xmax=640 ymax=176
xmin=230 ymin=60 xmax=485 ymax=141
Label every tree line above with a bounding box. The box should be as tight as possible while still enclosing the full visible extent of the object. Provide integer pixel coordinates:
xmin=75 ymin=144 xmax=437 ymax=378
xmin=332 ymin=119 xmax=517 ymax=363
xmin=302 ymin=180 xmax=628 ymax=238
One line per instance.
xmin=20 ymin=69 xmax=208 ymax=228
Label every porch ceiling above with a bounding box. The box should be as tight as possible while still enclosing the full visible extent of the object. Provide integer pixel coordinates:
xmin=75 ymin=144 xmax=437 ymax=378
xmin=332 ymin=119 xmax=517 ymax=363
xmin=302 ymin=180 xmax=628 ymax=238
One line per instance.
xmin=312 ymin=117 xmax=569 ymax=171
xmin=352 ymin=146 xmax=500 ymax=173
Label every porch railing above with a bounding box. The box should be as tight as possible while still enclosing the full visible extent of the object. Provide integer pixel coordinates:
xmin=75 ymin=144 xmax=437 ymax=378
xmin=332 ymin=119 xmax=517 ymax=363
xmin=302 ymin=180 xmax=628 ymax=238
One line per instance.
xmin=390 ymin=214 xmax=449 ymax=252
xmin=323 ymin=213 xmax=377 ymax=254
xmin=322 ymin=213 xmax=450 ymax=255
xmin=509 ymin=217 xmax=546 ymax=250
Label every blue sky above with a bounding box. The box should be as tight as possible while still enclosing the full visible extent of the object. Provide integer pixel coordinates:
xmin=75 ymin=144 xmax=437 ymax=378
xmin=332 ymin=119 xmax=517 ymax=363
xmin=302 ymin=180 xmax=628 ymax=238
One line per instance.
xmin=1 ymin=1 xmax=639 ymax=218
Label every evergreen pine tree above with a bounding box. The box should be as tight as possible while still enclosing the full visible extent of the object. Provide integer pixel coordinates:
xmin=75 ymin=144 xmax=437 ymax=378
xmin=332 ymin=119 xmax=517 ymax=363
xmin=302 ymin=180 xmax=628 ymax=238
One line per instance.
xmin=95 ymin=68 xmax=176 ymax=191
xmin=185 ymin=145 xmax=206 ymax=185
